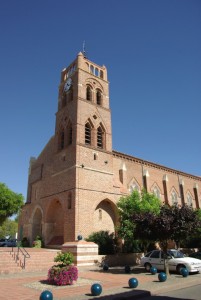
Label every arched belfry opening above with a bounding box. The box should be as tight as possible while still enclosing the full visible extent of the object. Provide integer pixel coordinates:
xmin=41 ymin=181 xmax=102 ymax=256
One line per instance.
xmin=93 ymin=200 xmax=117 ymax=234
xmin=45 ymin=199 xmax=64 ymax=246
xmin=32 ymin=207 xmax=43 ymax=241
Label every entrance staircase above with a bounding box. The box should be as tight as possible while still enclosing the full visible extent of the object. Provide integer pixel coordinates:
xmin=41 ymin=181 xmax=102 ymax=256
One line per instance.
xmin=0 ymin=247 xmax=61 ymax=274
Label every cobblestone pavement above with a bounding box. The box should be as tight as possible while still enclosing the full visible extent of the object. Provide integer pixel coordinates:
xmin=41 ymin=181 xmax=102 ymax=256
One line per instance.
xmin=0 ymin=266 xmax=201 ymax=300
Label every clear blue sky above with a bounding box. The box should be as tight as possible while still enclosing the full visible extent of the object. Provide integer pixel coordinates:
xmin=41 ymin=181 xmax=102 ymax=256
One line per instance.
xmin=0 ymin=0 xmax=200 ymax=200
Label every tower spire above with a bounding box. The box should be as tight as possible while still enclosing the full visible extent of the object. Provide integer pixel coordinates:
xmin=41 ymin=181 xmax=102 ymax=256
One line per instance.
xmin=82 ymin=40 xmax=87 ymax=58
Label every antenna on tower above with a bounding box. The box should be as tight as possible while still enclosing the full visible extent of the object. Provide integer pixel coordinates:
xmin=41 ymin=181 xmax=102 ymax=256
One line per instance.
xmin=82 ymin=40 xmax=87 ymax=58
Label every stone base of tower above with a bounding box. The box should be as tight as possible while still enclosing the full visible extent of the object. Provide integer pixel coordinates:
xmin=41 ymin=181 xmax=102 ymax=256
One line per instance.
xmin=62 ymin=241 xmax=99 ymax=266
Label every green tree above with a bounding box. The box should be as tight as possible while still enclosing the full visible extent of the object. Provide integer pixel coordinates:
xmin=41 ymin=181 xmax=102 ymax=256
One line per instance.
xmin=133 ymin=204 xmax=201 ymax=274
xmin=86 ymin=231 xmax=115 ymax=254
xmin=182 ymin=208 xmax=201 ymax=248
xmin=0 ymin=219 xmax=18 ymax=238
xmin=133 ymin=204 xmax=201 ymax=251
xmin=171 ymin=205 xmax=201 ymax=248
xmin=0 ymin=183 xmax=24 ymax=225
xmin=117 ymin=190 xmax=161 ymax=252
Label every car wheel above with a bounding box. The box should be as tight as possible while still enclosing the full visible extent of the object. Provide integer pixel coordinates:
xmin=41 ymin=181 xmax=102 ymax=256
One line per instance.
xmin=144 ymin=263 xmax=152 ymax=272
xmin=176 ymin=264 xmax=186 ymax=274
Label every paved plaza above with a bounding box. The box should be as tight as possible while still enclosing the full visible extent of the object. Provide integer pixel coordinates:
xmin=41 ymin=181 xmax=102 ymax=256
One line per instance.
xmin=0 ymin=265 xmax=201 ymax=300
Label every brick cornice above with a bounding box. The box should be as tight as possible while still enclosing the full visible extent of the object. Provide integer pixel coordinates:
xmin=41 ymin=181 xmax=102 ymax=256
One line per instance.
xmin=112 ymin=150 xmax=201 ymax=181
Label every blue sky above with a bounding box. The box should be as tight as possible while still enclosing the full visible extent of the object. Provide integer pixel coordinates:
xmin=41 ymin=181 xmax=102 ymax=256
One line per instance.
xmin=0 ymin=0 xmax=200 ymax=199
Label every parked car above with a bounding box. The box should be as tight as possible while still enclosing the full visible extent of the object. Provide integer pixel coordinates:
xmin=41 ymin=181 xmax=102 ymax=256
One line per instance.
xmin=0 ymin=238 xmax=17 ymax=247
xmin=5 ymin=239 xmax=17 ymax=247
xmin=189 ymin=251 xmax=201 ymax=260
xmin=140 ymin=249 xmax=201 ymax=274
xmin=0 ymin=239 xmax=7 ymax=247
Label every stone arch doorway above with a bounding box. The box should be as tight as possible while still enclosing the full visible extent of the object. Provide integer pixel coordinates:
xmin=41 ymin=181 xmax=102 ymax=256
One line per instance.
xmin=93 ymin=199 xmax=117 ymax=234
xmin=32 ymin=207 xmax=43 ymax=241
xmin=45 ymin=199 xmax=64 ymax=246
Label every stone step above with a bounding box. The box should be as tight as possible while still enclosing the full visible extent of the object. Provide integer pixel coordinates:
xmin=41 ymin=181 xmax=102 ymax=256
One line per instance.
xmin=0 ymin=248 xmax=60 ymax=274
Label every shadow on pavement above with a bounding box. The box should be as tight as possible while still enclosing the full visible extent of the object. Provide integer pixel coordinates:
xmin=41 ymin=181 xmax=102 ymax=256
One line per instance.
xmin=85 ymin=289 xmax=151 ymax=299
xmin=86 ymin=290 xmax=195 ymax=300
xmin=89 ymin=266 xmax=147 ymax=275
xmin=141 ymin=297 xmax=195 ymax=300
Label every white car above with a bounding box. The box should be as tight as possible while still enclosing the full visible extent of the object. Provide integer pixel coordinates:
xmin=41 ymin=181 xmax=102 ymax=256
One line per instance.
xmin=140 ymin=249 xmax=201 ymax=274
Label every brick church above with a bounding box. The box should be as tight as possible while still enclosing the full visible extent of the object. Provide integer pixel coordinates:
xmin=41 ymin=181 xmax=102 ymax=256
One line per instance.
xmin=18 ymin=52 xmax=201 ymax=247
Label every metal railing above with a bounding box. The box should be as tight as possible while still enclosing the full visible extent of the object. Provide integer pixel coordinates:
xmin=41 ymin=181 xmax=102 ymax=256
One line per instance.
xmin=11 ymin=246 xmax=30 ymax=269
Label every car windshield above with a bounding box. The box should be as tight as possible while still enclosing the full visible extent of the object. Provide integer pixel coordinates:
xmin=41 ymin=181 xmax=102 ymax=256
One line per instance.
xmin=168 ymin=250 xmax=184 ymax=258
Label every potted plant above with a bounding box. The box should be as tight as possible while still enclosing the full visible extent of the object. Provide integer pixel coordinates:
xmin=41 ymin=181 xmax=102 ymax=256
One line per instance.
xmin=48 ymin=252 xmax=78 ymax=286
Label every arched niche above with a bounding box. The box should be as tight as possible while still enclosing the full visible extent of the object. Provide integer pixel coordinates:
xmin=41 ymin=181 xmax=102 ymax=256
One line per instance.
xmin=32 ymin=207 xmax=43 ymax=241
xmin=93 ymin=199 xmax=117 ymax=234
xmin=45 ymin=199 xmax=64 ymax=245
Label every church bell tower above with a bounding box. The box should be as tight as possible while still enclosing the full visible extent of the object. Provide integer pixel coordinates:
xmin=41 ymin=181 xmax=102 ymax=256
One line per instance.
xmin=55 ymin=52 xmax=113 ymax=239
xmin=56 ymin=52 xmax=112 ymax=157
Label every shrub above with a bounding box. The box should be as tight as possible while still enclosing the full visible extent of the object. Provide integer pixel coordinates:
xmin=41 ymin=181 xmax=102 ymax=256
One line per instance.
xmin=32 ymin=235 xmax=43 ymax=248
xmin=21 ymin=237 xmax=30 ymax=247
xmin=122 ymin=240 xmax=155 ymax=253
xmin=86 ymin=231 xmax=115 ymax=254
xmin=122 ymin=239 xmax=143 ymax=253
xmin=54 ymin=252 xmax=74 ymax=267
xmin=48 ymin=265 xmax=78 ymax=286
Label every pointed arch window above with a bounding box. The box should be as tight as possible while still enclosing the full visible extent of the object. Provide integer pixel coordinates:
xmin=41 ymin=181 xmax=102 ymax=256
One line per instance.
xmin=186 ymin=192 xmax=193 ymax=206
xmin=97 ymin=126 xmax=104 ymax=148
xmin=96 ymin=90 xmax=102 ymax=105
xmin=171 ymin=190 xmax=178 ymax=205
xmin=152 ymin=185 xmax=161 ymax=199
xmin=85 ymin=122 xmax=91 ymax=145
xmin=151 ymin=184 xmax=161 ymax=199
xmin=129 ymin=182 xmax=140 ymax=193
xmin=86 ymin=86 xmax=92 ymax=101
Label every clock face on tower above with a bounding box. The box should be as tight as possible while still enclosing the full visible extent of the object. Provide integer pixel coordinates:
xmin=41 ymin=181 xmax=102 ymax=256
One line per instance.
xmin=64 ymin=78 xmax=72 ymax=92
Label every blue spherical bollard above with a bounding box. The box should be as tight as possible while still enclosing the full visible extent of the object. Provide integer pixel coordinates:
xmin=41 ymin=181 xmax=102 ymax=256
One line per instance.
xmin=40 ymin=290 xmax=53 ymax=300
xmin=103 ymin=264 xmax=109 ymax=271
xmin=77 ymin=235 xmax=83 ymax=240
xmin=181 ymin=268 xmax=189 ymax=277
xmin=150 ymin=266 xmax=157 ymax=275
xmin=158 ymin=272 xmax=167 ymax=282
xmin=125 ymin=265 xmax=131 ymax=273
xmin=128 ymin=277 xmax=138 ymax=288
xmin=91 ymin=283 xmax=102 ymax=296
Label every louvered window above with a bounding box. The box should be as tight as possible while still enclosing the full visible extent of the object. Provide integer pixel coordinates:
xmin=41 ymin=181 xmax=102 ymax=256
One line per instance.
xmin=85 ymin=123 xmax=91 ymax=145
xmin=97 ymin=126 xmax=103 ymax=148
